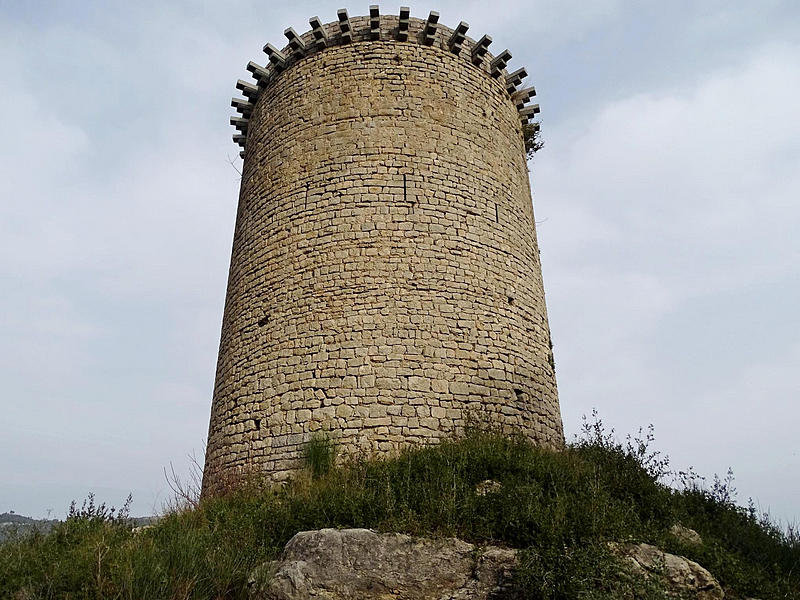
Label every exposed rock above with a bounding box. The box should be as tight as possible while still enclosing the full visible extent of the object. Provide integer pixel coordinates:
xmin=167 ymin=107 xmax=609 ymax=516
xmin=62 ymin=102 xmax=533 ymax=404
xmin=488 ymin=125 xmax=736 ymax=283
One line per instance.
xmin=131 ymin=524 xmax=155 ymax=535
xmin=670 ymin=524 xmax=704 ymax=546
xmin=474 ymin=479 xmax=503 ymax=496
xmin=249 ymin=528 xmax=518 ymax=600
xmin=609 ymin=542 xmax=724 ymax=599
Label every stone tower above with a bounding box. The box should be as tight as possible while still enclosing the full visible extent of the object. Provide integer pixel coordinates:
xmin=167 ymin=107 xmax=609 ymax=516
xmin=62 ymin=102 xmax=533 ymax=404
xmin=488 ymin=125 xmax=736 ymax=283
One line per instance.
xmin=202 ymin=7 xmax=563 ymax=496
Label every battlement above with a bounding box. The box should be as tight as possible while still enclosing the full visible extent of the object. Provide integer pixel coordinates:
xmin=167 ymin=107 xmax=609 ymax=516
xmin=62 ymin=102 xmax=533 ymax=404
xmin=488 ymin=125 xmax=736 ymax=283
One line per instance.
xmin=230 ymin=8 xmax=540 ymax=157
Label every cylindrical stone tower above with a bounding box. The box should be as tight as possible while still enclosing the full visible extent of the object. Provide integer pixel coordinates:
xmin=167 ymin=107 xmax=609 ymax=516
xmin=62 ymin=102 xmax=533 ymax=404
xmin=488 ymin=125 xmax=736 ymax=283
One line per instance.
xmin=203 ymin=8 xmax=563 ymax=495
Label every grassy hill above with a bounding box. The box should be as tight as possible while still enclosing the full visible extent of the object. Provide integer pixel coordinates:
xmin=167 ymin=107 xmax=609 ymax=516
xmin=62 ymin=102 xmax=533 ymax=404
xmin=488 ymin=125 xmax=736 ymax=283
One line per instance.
xmin=1 ymin=417 xmax=798 ymax=599
xmin=0 ymin=513 xmax=60 ymax=544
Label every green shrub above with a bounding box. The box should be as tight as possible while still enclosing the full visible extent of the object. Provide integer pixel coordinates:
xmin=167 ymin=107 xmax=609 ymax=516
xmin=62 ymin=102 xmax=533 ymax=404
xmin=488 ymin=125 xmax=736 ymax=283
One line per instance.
xmin=302 ymin=434 xmax=336 ymax=480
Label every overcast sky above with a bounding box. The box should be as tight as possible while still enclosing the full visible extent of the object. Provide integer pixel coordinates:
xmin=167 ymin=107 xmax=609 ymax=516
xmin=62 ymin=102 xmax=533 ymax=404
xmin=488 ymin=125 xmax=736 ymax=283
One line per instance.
xmin=1 ymin=0 xmax=798 ymax=524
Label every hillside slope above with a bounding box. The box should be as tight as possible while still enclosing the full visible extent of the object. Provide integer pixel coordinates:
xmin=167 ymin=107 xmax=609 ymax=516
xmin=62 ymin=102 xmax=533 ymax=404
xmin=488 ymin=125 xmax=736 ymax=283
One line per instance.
xmin=1 ymin=421 xmax=797 ymax=599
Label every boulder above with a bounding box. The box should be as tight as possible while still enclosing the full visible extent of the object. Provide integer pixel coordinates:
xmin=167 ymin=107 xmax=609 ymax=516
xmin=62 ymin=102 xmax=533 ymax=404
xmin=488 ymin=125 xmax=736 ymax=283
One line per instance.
xmin=669 ymin=524 xmax=704 ymax=546
xmin=474 ymin=479 xmax=503 ymax=496
xmin=249 ymin=528 xmax=518 ymax=600
xmin=609 ymin=542 xmax=724 ymax=599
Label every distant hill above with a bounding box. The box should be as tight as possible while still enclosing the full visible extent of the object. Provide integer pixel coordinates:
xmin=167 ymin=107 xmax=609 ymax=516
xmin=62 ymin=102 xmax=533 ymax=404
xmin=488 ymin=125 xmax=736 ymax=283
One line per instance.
xmin=0 ymin=511 xmax=157 ymax=544
xmin=0 ymin=512 xmax=59 ymax=542
xmin=0 ymin=512 xmax=35 ymax=525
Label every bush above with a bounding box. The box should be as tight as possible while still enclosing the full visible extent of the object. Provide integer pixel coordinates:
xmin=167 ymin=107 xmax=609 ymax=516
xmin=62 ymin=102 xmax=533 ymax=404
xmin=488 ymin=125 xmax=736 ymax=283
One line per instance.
xmin=302 ymin=434 xmax=336 ymax=480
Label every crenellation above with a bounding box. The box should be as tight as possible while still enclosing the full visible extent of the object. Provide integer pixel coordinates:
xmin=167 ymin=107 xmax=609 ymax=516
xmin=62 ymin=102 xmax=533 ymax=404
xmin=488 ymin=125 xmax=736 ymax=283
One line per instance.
xmin=231 ymin=14 xmax=540 ymax=143
xmin=505 ymin=67 xmax=527 ymax=93
xmin=246 ymin=60 xmax=271 ymax=85
xmin=338 ymin=9 xmax=353 ymax=43
xmin=470 ymin=34 xmax=492 ymax=65
xmin=230 ymin=116 xmax=248 ymax=132
xmin=369 ymin=5 xmax=381 ymax=40
xmin=511 ymin=85 xmax=536 ymax=109
xmin=309 ymin=16 xmax=329 ymax=50
xmin=490 ymin=49 xmax=512 ymax=78
xmin=283 ymin=27 xmax=307 ymax=57
xmin=263 ymin=43 xmax=288 ymax=72
xmin=447 ymin=21 xmax=469 ymax=54
xmin=236 ymin=79 xmax=259 ymax=99
xmin=231 ymin=97 xmax=254 ymax=116
xmin=422 ymin=11 xmax=440 ymax=46
xmin=519 ymin=104 xmax=541 ymax=122
xmin=398 ymin=7 xmax=411 ymax=42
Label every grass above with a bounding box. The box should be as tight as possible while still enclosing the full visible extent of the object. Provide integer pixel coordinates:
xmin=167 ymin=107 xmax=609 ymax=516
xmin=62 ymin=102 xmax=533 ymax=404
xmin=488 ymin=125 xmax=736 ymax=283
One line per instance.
xmin=2 ymin=416 xmax=798 ymax=599
xmin=301 ymin=433 xmax=336 ymax=480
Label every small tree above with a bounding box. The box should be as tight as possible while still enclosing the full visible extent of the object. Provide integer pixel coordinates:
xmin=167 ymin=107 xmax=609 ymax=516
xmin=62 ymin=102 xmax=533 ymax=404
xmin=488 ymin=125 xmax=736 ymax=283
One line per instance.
xmin=523 ymin=122 xmax=544 ymax=159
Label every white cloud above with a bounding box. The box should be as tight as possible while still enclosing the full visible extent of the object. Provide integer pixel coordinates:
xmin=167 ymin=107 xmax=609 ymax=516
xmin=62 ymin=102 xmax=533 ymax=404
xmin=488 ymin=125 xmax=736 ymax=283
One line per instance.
xmin=1 ymin=2 xmax=798 ymax=523
xmin=0 ymin=10 xmax=235 ymax=517
xmin=458 ymin=0 xmax=622 ymax=42
xmin=535 ymin=41 xmax=800 ymax=523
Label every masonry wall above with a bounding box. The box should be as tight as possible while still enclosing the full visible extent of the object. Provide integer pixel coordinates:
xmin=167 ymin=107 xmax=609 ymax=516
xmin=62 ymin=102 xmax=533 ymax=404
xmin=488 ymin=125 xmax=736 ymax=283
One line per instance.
xmin=203 ymin=17 xmax=563 ymax=495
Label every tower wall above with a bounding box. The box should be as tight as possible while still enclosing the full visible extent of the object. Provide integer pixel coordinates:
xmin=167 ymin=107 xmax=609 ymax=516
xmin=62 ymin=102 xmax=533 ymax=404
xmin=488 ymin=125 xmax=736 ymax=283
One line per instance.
xmin=203 ymin=14 xmax=563 ymax=495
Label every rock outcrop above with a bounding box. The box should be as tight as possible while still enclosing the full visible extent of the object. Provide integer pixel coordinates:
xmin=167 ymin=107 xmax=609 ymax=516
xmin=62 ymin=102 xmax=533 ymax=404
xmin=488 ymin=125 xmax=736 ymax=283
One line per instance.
xmin=249 ymin=528 xmax=517 ymax=600
xmin=609 ymin=542 xmax=724 ymax=599
xmin=669 ymin=524 xmax=704 ymax=546
xmin=251 ymin=528 xmax=727 ymax=599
